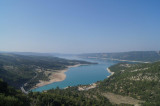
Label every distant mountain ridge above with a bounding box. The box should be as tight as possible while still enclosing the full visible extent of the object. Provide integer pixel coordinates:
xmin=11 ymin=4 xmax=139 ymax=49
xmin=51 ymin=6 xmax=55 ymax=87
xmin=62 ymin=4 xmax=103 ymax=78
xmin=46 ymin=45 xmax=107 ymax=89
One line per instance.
xmin=0 ymin=51 xmax=76 ymax=57
xmin=79 ymin=51 xmax=160 ymax=62
xmin=1 ymin=51 xmax=160 ymax=62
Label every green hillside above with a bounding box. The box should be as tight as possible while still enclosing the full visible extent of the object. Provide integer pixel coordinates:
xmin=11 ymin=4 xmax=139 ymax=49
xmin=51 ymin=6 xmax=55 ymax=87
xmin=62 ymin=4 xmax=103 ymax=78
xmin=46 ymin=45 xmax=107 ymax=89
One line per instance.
xmin=1 ymin=53 xmax=160 ymax=105
xmin=0 ymin=79 xmax=30 ymax=106
xmin=0 ymin=53 xmax=93 ymax=90
xmin=98 ymin=62 xmax=160 ymax=105
xmin=0 ymin=79 xmax=112 ymax=106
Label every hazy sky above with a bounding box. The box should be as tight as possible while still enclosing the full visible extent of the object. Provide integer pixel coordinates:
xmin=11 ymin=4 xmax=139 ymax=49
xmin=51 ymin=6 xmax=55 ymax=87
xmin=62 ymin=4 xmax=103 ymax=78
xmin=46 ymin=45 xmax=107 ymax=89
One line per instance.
xmin=1 ymin=0 xmax=160 ymax=53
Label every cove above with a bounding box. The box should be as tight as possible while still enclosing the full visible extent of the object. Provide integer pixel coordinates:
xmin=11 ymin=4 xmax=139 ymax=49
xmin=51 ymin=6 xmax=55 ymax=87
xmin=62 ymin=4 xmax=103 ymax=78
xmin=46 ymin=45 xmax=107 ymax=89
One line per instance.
xmin=32 ymin=58 xmax=119 ymax=92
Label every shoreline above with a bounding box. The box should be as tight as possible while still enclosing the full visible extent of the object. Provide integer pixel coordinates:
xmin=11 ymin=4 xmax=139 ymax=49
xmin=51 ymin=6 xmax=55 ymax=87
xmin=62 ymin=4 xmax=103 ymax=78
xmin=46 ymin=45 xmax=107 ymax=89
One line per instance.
xmin=88 ymin=57 xmax=150 ymax=63
xmin=31 ymin=65 xmax=114 ymax=91
xmin=77 ymin=67 xmax=115 ymax=91
xmin=31 ymin=64 xmax=82 ymax=90
xmin=107 ymin=67 xmax=114 ymax=78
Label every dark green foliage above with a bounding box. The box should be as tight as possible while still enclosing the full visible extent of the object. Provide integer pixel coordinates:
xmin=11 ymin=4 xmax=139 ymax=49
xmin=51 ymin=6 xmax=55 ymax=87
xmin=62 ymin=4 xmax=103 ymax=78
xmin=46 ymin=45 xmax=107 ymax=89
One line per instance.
xmin=0 ymin=79 xmax=113 ymax=106
xmin=29 ymin=87 xmax=112 ymax=106
xmin=0 ymin=53 xmax=93 ymax=90
xmin=0 ymin=79 xmax=30 ymax=106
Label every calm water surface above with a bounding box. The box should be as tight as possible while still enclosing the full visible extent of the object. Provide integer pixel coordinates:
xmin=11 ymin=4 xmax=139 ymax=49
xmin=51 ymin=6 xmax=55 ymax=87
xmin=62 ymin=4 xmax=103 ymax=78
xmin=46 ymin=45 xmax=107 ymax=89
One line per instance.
xmin=32 ymin=57 xmax=119 ymax=92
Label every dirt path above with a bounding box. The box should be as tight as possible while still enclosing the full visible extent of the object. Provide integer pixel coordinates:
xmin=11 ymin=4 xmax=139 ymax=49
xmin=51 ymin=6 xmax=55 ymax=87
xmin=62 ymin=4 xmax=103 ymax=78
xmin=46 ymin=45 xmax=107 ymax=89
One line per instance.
xmin=102 ymin=92 xmax=144 ymax=105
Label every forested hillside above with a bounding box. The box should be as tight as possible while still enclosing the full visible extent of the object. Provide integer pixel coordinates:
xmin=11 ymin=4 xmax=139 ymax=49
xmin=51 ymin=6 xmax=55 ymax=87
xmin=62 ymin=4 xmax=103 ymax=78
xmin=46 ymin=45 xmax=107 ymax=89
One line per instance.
xmin=29 ymin=87 xmax=113 ymax=106
xmin=0 ymin=79 xmax=29 ymax=106
xmin=98 ymin=62 xmax=160 ymax=105
xmin=0 ymin=79 xmax=113 ymax=106
xmin=0 ymin=53 xmax=93 ymax=90
xmin=1 ymin=53 xmax=160 ymax=105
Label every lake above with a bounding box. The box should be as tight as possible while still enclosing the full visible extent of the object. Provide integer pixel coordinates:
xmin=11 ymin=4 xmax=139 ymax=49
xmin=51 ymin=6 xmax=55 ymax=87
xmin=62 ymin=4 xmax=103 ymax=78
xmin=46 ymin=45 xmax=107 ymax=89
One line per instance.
xmin=32 ymin=57 xmax=119 ymax=92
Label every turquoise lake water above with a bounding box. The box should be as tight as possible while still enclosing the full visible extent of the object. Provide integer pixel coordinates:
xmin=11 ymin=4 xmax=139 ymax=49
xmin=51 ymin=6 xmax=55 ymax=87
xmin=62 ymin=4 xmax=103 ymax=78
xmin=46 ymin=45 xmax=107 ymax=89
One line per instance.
xmin=32 ymin=58 xmax=119 ymax=92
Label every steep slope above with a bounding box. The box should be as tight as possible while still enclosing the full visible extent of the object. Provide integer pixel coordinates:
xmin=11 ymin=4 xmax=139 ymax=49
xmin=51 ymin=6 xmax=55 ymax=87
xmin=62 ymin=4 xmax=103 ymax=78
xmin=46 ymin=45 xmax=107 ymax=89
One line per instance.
xmin=0 ymin=79 xmax=113 ymax=106
xmin=29 ymin=87 xmax=112 ymax=106
xmin=0 ymin=79 xmax=30 ymax=106
xmin=98 ymin=62 xmax=160 ymax=105
xmin=0 ymin=53 xmax=93 ymax=90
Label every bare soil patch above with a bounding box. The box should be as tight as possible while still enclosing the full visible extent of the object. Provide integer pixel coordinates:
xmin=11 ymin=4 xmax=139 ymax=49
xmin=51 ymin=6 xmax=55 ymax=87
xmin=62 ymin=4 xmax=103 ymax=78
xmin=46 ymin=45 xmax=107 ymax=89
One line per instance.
xmin=102 ymin=92 xmax=144 ymax=105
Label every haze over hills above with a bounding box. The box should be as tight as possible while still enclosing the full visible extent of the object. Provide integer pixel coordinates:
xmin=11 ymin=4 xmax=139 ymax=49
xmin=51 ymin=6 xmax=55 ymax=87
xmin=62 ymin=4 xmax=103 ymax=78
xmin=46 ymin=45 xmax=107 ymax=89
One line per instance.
xmin=1 ymin=50 xmax=160 ymax=62
xmin=1 ymin=0 xmax=160 ymax=105
xmin=0 ymin=51 xmax=160 ymax=105
xmin=0 ymin=51 xmax=75 ymax=57
xmin=79 ymin=51 xmax=160 ymax=62
xmin=1 ymin=52 xmax=160 ymax=105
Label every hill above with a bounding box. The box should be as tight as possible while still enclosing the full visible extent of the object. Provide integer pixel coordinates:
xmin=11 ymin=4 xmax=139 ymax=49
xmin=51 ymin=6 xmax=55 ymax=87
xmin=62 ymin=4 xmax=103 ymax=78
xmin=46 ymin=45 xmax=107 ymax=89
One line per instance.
xmin=0 ymin=79 xmax=30 ymax=106
xmin=0 ymin=79 xmax=113 ymax=106
xmin=1 ymin=52 xmax=160 ymax=105
xmin=79 ymin=51 xmax=160 ymax=62
xmin=98 ymin=61 xmax=160 ymax=105
xmin=0 ymin=53 xmax=93 ymax=90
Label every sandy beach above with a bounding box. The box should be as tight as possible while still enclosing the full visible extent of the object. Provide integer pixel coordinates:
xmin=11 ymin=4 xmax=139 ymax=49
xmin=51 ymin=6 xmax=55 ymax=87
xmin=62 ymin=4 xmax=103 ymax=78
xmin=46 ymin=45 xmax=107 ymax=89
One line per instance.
xmin=32 ymin=65 xmax=114 ymax=90
xmin=32 ymin=64 xmax=82 ymax=90
xmin=107 ymin=67 xmax=114 ymax=78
